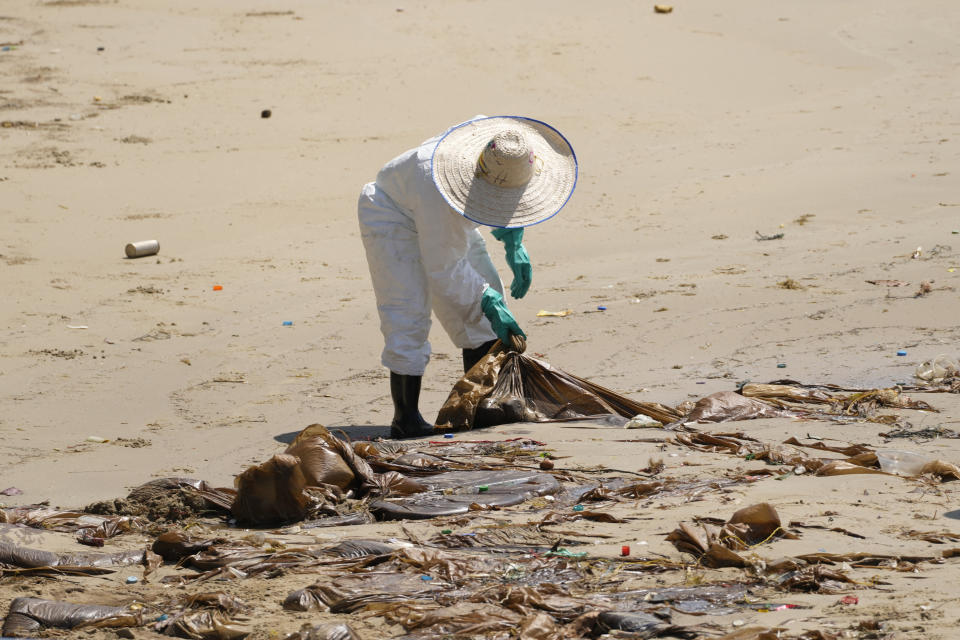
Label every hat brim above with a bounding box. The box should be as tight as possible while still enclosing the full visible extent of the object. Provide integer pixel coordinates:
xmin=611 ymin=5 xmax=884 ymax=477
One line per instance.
xmin=431 ymin=116 xmax=577 ymax=228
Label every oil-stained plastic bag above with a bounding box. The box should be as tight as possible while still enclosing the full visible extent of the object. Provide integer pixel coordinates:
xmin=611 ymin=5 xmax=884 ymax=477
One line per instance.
xmin=284 ymin=572 xmax=442 ymax=613
xmin=666 ymin=503 xmax=795 ymax=566
xmin=284 ymin=623 xmax=362 ymax=640
xmin=231 ymin=454 xmax=311 ymax=525
xmin=0 ymin=541 xmax=160 ymax=576
xmin=161 ymin=610 xmax=250 ymax=639
xmin=676 ymin=391 xmax=795 ymax=424
xmin=436 ymin=342 xmax=682 ymax=431
xmin=232 ymin=425 xmax=427 ymax=525
xmin=2 ymin=597 xmax=142 ymax=636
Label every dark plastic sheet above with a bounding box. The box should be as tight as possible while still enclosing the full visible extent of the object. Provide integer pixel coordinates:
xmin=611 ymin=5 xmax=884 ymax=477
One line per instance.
xmin=2 ymin=597 xmax=142 ymax=636
xmin=436 ymin=344 xmax=682 ymax=431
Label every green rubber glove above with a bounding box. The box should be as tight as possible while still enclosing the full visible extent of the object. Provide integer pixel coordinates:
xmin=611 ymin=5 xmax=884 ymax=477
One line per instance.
xmin=491 ymin=227 xmax=532 ymax=299
xmin=480 ymin=287 xmax=526 ymax=344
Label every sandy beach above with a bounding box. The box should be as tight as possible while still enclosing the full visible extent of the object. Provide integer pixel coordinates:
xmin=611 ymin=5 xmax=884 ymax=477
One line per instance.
xmin=2 ymin=1 xmax=960 ymax=638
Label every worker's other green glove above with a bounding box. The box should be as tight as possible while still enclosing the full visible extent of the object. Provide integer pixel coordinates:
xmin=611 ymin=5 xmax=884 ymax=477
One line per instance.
xmin=491 ymin=227 xmax=532 ymax=299
xmin=480 ymin=287 xmax=526 ymax=344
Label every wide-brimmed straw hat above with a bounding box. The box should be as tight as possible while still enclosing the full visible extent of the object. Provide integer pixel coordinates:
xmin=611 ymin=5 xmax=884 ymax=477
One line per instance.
xmin=431 ymin=116 xmax=577 ymax=228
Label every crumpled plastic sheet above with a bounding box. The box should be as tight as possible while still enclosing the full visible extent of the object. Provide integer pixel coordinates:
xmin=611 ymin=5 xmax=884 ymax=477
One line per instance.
xmin=284 ymin=622 xmax=362 ymax=640
xmin=0 ymin=540 xmax=161 ymax=576
xmin=353 ymin=444 xmax=460 ymax=476
xmin=741 ymin=381 xmax=936 ymax=417
xmin=465 ymin=582 xmax=589 ymax=618
xmin=160 ymin=545 xmax=326 ymax=583
xmin=153 ymin=531 xmax=229 ymax=562
xmin=596 ymin=610 xmax=689 ymax=637
xmin=667 ymin=503 xmax=795 ymax=565
xmin=326 ymin=539 xmax=397 ymax=558
xmin=673 ymin=432 xmax=960 ymax=483
xmin=713 ymin=628 xmax=838 ymax=640
xmin=157 ymin=535 xmax=405 ymax=584
xmin=383 ymin=600 xmax=695 ymax=639
xmin=370 ymin=470 xmax=559 ymax=520
xmin=0 ymin=506 xmax=145 ymax=537
xmin=672 ymin=391 xmax=796 ymax=425
xmin=231 ymin=425 xmax=427 ymax=525
xmin=616 ymin=583 xmax=750 ymax=616
xmin=152 ymin=591 xmax=251 ymax=639
xmin=899 ymin=529 xmax=960 ymax=544
xmin=161 ymin=610 xmax=250 ymax=639
xmin=383 ymin=601 xmax=525 ymax=636
xmin=231 ymin=424 xmax=423 ymax=526
xmin=425 ymin=525 xmax=591 ymax=553
xmin=1 ymin=597 xmax=143 ymax=636
xmin=231 ymin=453 xmax=313 ymax=525
xmin=436 ymin=343 xmax=683 ymax=431
xmin=284 ymin=572 xmax=444 ymax=613
xmin=775 ymin=565 xmax=856 ymax=593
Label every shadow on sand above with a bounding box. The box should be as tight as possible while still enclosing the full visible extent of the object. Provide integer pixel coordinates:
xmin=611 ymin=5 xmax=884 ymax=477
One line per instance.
xmin=273 ymin=424 xmax=393 ymax=445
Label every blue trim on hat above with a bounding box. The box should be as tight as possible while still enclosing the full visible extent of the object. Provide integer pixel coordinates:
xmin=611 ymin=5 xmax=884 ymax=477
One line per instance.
xmin=430 ymin=115 xmax=578 ymax=229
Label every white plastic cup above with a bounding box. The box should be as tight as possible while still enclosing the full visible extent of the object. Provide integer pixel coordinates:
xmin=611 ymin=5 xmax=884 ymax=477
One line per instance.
xmin=876 ymin=449 xmax=929 ymax=476
xmin=125 ymin=239 xmax=159 ymax=258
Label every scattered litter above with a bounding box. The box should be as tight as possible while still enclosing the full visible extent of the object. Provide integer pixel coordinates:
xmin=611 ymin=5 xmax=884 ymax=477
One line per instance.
xmin=866 ymin=279 xmax=910 ymax=287
xmin=86 ymin=436 xmax=109 ymax=443
xmin=282 ymin=320 xmax=293 ymax=326
xmin=597 ymin=305 xmax=607 ymax=311
xmin=0 ymin=487 xmax=23 ymax=496
xmin=1 ymin=371 xmax=958 ymax=638
xmin=838 ymin=595 xmax=859 ymax=605
xmin=912 ymin=246 xmax=923 ymax=259
xmin=755 ymin=231 xmax=784 ymax=241
xmin=536 ymin=309 xmax=572 ymax=317
xmin=66 ymin=325 xmax=88 ymax=330
xmin=777 ymin=363 xmax=787 ymax=368
xmin=897 ymin=350 xmax=907 ymax=356
xmin=653 ymin=4 xmax=673 ymax=13
xmin=261 ymin=109 xmax=271 ymax=118
xmin=212 ymin=285 xmax=223 ymax=291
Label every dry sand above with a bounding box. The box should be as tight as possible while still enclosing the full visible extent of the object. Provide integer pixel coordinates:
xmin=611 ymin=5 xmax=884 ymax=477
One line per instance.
xmin=1 ymin=0 xmax=960 ymax=637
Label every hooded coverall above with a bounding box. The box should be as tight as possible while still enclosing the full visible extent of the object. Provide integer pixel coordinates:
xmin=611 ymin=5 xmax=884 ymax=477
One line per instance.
xmin=358 ymin=118 xmax=503 ymax=376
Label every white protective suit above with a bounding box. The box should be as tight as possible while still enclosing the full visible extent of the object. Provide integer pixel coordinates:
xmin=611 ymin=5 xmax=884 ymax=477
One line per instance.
xmin=358 ymin=118 xmax=504 ymax=376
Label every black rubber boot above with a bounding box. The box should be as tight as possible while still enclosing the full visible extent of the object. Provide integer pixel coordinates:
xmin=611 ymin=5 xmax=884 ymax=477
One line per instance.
xmin=389 ymin=372 xmax=435 ymax=439
xmin=462 ymin=339 xmax=498 ymax=373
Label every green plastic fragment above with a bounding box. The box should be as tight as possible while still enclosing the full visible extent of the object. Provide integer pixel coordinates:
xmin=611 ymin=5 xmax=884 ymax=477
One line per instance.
xmin=441 ymin=529 xmax=452 ymax=534
xmin=545 ymin=548 xmax=588 ymax=559
xmin=478 ymin=485 xmax=489 ymax=492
